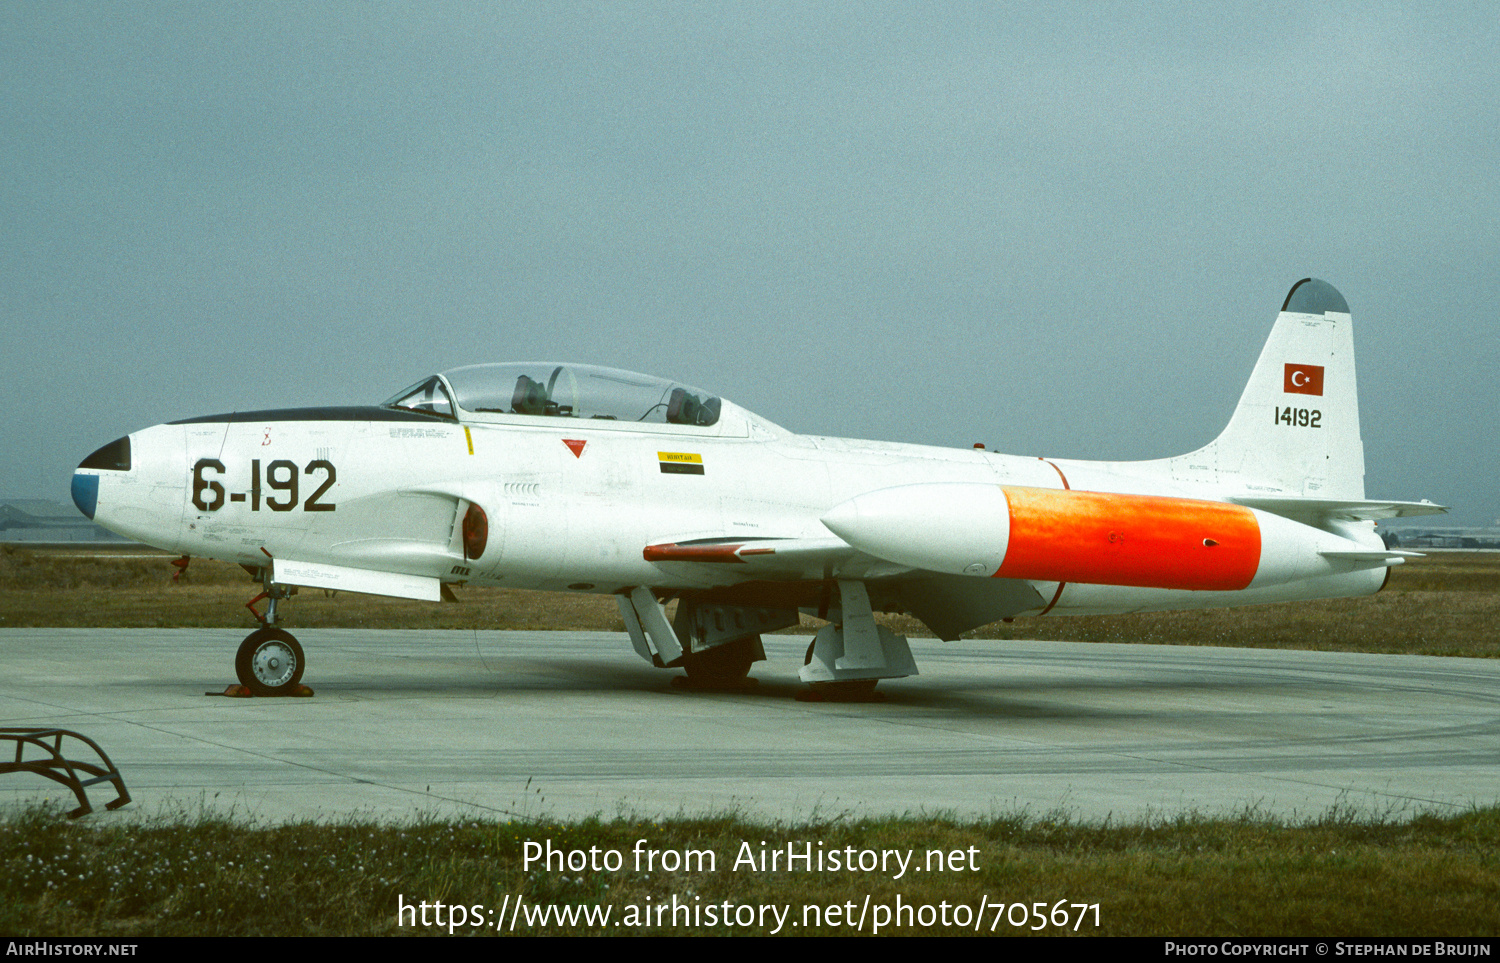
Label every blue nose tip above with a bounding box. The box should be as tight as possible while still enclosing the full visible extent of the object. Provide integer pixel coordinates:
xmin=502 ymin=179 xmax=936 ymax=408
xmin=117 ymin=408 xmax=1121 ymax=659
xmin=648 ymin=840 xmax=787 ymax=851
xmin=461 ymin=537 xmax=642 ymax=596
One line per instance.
xmin=71 ymin=472 xmax=99 ymax=519
xmin=73 ymin=436 xmax=131 ymax=520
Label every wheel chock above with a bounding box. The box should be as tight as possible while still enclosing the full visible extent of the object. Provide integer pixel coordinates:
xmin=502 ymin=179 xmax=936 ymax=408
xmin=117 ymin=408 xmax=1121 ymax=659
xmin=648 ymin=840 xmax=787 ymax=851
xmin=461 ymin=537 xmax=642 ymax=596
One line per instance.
xmin=207 ymin=684 xmax=314 ymax=698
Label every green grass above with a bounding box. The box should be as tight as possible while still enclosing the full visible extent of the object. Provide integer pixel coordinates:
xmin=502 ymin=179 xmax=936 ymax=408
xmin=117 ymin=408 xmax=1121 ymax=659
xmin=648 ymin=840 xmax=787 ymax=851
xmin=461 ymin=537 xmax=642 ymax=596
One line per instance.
xmin=3 ymin=803 xmax=1497 ymax=936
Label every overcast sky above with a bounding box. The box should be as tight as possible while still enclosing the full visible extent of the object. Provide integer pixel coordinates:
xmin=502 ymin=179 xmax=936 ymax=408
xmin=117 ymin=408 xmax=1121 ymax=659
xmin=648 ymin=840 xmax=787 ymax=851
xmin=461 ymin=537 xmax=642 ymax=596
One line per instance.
xmin=3 ymin=2 xmax=1495 ymax=526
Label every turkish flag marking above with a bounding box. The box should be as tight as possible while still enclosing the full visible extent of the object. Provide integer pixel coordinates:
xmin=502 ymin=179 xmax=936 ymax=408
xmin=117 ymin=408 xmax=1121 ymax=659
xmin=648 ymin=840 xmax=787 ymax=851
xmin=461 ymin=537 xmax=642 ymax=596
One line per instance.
xmin=563 ymin=439 xmax=586 ymax=458
xmin=1283 ymin=364 xmax=1324 ymax=396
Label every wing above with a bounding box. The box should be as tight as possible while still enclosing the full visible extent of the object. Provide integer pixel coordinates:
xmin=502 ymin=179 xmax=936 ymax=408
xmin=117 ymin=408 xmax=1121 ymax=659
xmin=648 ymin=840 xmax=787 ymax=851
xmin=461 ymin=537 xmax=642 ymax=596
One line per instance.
xmin=642 ymin=534 xmax=1047 ymax=641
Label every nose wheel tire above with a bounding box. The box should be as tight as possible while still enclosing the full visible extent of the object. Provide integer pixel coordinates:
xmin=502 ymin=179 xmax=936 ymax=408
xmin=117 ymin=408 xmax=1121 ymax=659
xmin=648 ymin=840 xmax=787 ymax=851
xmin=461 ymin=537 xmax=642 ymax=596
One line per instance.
xmin=236 ymin=628 xmax=305 ymax=696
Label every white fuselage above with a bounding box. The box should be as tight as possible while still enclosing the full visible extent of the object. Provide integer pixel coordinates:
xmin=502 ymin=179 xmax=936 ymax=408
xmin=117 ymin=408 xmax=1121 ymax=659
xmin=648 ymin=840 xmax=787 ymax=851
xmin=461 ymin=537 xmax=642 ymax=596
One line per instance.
xmin=86 ymin=394 xmax=1387 ymax=621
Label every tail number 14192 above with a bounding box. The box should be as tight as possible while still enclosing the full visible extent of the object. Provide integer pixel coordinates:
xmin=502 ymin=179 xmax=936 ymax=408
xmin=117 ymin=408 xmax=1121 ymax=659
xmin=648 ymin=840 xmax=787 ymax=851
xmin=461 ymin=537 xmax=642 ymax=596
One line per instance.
xmin=1275 ymin=407 xmax=1321 ymax=428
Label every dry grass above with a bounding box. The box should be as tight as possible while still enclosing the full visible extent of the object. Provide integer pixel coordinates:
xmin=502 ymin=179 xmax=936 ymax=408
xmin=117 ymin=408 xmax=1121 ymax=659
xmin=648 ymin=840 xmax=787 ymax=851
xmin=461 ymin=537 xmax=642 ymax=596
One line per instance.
xmin=2 ymin=546 xmax=1494 ymax=657
xmin=915 ymin=552 xmax=1500 ymax=658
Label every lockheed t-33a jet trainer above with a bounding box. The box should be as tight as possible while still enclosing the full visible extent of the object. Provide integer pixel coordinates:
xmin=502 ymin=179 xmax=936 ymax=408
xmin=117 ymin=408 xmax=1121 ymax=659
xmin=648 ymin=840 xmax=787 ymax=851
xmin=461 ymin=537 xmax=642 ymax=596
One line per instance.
xmin=72 ymin=279 xmax=1443 ymax=699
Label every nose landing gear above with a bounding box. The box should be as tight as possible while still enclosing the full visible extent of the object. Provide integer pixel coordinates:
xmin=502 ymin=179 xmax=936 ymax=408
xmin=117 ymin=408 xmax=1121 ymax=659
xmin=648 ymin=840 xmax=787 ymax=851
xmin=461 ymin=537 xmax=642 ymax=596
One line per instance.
xmin=236 ymin=627 xmax=306 ymax=696
xmin=234 ymin=578 xmax=310 ymax=696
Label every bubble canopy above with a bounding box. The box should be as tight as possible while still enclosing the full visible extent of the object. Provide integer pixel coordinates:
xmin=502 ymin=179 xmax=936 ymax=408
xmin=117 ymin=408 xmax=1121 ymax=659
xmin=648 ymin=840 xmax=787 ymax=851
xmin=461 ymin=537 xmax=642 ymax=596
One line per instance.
xmin=382 ymin=363 xmax=723 ymax=427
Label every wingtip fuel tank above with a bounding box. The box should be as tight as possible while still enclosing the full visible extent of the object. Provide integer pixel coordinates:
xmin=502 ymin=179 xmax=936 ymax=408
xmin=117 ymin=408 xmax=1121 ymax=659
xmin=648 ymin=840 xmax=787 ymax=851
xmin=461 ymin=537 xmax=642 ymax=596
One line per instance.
xmin=823 ymin=483 xmax=1406 ymax=593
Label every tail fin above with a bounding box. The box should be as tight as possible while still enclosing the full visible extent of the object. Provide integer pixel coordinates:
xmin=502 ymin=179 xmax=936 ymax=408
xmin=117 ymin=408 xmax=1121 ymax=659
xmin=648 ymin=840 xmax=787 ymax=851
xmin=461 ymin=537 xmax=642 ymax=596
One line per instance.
xmin=1168 ymin=278 xmax=1365 ymax=499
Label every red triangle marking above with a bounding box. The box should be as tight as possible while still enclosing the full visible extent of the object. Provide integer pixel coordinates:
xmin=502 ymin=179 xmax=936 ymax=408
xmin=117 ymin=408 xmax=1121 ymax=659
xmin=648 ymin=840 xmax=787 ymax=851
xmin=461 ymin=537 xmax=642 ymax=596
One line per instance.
xmin=563 ymin=439 xmax=586 ymax=458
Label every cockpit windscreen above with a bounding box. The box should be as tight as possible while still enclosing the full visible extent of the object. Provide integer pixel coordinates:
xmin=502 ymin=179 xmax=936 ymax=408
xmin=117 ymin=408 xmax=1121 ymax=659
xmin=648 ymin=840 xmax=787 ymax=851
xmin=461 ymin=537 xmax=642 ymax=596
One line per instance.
xmin=381 ymin=376 xmax=455 ymax=419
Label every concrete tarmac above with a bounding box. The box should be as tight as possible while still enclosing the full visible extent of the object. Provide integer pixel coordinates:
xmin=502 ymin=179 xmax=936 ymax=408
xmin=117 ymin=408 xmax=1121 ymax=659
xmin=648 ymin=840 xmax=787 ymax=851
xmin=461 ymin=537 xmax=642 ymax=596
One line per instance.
xmin=2 ymin=628 xmax=1496 ymax=824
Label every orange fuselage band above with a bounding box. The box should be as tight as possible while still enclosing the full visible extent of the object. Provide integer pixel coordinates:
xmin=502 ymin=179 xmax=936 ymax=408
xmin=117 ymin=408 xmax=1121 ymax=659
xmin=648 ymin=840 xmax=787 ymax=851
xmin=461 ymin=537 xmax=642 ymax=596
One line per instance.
xmin=995 ymin=487 xmax=1261 ymax=591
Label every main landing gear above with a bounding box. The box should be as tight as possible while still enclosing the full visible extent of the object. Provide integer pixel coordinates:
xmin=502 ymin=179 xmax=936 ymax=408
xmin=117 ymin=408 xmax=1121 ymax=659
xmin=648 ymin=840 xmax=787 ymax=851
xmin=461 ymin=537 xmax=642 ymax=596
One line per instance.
xmin=617 ymin=580 xmax=917 ymax=701
xmin=618 ymin=589 xmax=785 ymax=691
xmin=796 ymin=580 xmax=916 ymax=702
xmin=236 ymin=579 xmax=308 ymax=696
xmin=679 ymin=635 xmax=761 ymax=688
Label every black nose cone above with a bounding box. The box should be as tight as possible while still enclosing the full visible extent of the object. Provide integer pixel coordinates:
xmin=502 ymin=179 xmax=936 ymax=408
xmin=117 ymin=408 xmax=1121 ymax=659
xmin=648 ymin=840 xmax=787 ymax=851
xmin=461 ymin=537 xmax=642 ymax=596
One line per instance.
xmin=73 ymin=436 xmax=132 ymax=519
xmin=79 ymin=436 xmax=132 ymax=471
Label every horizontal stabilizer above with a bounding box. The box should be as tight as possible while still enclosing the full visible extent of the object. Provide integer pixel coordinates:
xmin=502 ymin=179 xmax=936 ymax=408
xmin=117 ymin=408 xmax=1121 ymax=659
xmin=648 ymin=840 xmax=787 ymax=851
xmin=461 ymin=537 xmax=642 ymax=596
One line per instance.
xmin=1228 ymin=496 xmax=1448 ymax=523
xmin=1319 ymin=549 xmax=1422 ymax=562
